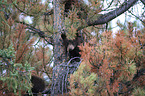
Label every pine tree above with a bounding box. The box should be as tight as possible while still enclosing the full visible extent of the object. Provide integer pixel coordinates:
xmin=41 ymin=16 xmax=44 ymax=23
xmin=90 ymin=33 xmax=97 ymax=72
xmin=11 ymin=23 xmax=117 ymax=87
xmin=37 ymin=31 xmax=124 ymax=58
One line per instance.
xmin=0 ymin=0 xmax=144 ymax=95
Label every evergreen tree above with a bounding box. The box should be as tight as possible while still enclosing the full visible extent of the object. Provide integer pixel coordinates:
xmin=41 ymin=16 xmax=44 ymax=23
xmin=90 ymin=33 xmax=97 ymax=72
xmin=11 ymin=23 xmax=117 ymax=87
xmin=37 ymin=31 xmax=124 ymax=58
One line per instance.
xmin=0 ymin=0 xmax=144 ymax=95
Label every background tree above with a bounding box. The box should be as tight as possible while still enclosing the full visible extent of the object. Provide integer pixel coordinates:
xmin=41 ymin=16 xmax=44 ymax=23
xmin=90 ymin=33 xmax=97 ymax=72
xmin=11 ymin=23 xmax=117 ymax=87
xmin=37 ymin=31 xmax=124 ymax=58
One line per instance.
xmin=0 ymin=0 xmax=145 ymax=96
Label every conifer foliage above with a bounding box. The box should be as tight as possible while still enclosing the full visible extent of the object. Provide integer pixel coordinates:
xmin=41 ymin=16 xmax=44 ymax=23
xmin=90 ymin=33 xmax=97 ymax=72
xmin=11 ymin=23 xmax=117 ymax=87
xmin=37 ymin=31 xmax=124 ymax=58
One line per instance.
xmin=0 ymin=0 xmax=145 ymax=96
xmin=70 ymin=22 xmax=145 ymax=95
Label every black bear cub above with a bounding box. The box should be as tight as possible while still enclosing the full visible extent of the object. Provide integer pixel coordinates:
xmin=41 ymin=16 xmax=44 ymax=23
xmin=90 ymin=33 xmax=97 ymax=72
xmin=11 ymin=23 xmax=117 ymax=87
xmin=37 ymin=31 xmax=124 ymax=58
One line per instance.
xmin=24 ymin=75 xmax=45 ymax=96
xmin=61 ymin=33 xmax=82 ymax=62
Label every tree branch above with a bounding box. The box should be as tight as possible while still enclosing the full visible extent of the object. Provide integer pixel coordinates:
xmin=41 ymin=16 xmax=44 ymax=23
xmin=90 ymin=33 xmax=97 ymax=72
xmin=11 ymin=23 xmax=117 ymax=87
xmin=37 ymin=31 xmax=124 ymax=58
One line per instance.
xmin=77 ymin=0 xmax=139 ymax=31
xmin=17 ymin=21 xmax=54 ymax=45
xmin=128 ymin=10 xmax=145 ymax=24
xmin=44 ymin=9 xmax=53 ymax=16
xmin=140 ymin=0 xmax=145 ymax=5
xmin=88 ymin=0 xmax=138 ymax=25
xmin=102 ymin=0 xmax=114 ymax=11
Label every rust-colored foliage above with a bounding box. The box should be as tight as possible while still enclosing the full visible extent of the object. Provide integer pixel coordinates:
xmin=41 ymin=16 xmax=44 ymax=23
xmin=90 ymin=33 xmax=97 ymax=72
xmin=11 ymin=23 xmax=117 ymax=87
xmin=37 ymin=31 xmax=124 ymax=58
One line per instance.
xmin=12 ymin=24 xmax=36 ymax=63
xmin=78 ymin=22 xmax=145 ymax=95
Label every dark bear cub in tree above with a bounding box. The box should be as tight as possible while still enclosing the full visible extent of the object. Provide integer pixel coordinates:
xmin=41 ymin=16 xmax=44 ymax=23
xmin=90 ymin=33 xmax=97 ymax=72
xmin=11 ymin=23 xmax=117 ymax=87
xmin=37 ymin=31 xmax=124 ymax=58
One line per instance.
xmin=23 ymin=75 xmax=45 ymax=96
xmin=61 ymin=33 xmax=82 ymax=62
xmin=31 ymin=75 xmax=45 ymax=94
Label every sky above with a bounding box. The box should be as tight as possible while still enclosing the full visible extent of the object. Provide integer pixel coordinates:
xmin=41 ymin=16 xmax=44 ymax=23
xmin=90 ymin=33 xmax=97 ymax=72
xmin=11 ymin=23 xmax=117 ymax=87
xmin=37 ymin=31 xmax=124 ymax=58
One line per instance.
xmin=102 ymin=0 xmax=144 ymax=33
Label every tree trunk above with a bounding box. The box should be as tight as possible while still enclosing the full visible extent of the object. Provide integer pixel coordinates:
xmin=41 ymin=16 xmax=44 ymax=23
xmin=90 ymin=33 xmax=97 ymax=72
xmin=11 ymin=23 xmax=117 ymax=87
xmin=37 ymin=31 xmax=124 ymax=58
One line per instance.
xmin=51 ymin=0 xmax=66 ymax=95
xmin=53 ymin=0 xmax=65 ymax=66
xmin=51 ymin=1 xmax=81 ymax=95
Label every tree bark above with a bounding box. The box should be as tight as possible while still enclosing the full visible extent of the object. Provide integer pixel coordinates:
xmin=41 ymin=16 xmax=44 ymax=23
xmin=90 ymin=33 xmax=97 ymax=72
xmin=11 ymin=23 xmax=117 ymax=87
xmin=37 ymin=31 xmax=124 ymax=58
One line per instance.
xmin=53 ymin=0 xmax=65 ymax=66
xmin=51 ymin=0 xmax=66 ymax=95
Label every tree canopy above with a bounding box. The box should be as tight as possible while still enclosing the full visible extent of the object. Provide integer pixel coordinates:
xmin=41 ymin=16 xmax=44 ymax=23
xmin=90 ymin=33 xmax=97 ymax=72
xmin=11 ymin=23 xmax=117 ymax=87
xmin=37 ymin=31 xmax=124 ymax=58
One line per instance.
xmin=0 ymin=0 xmax=145 ymax=96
